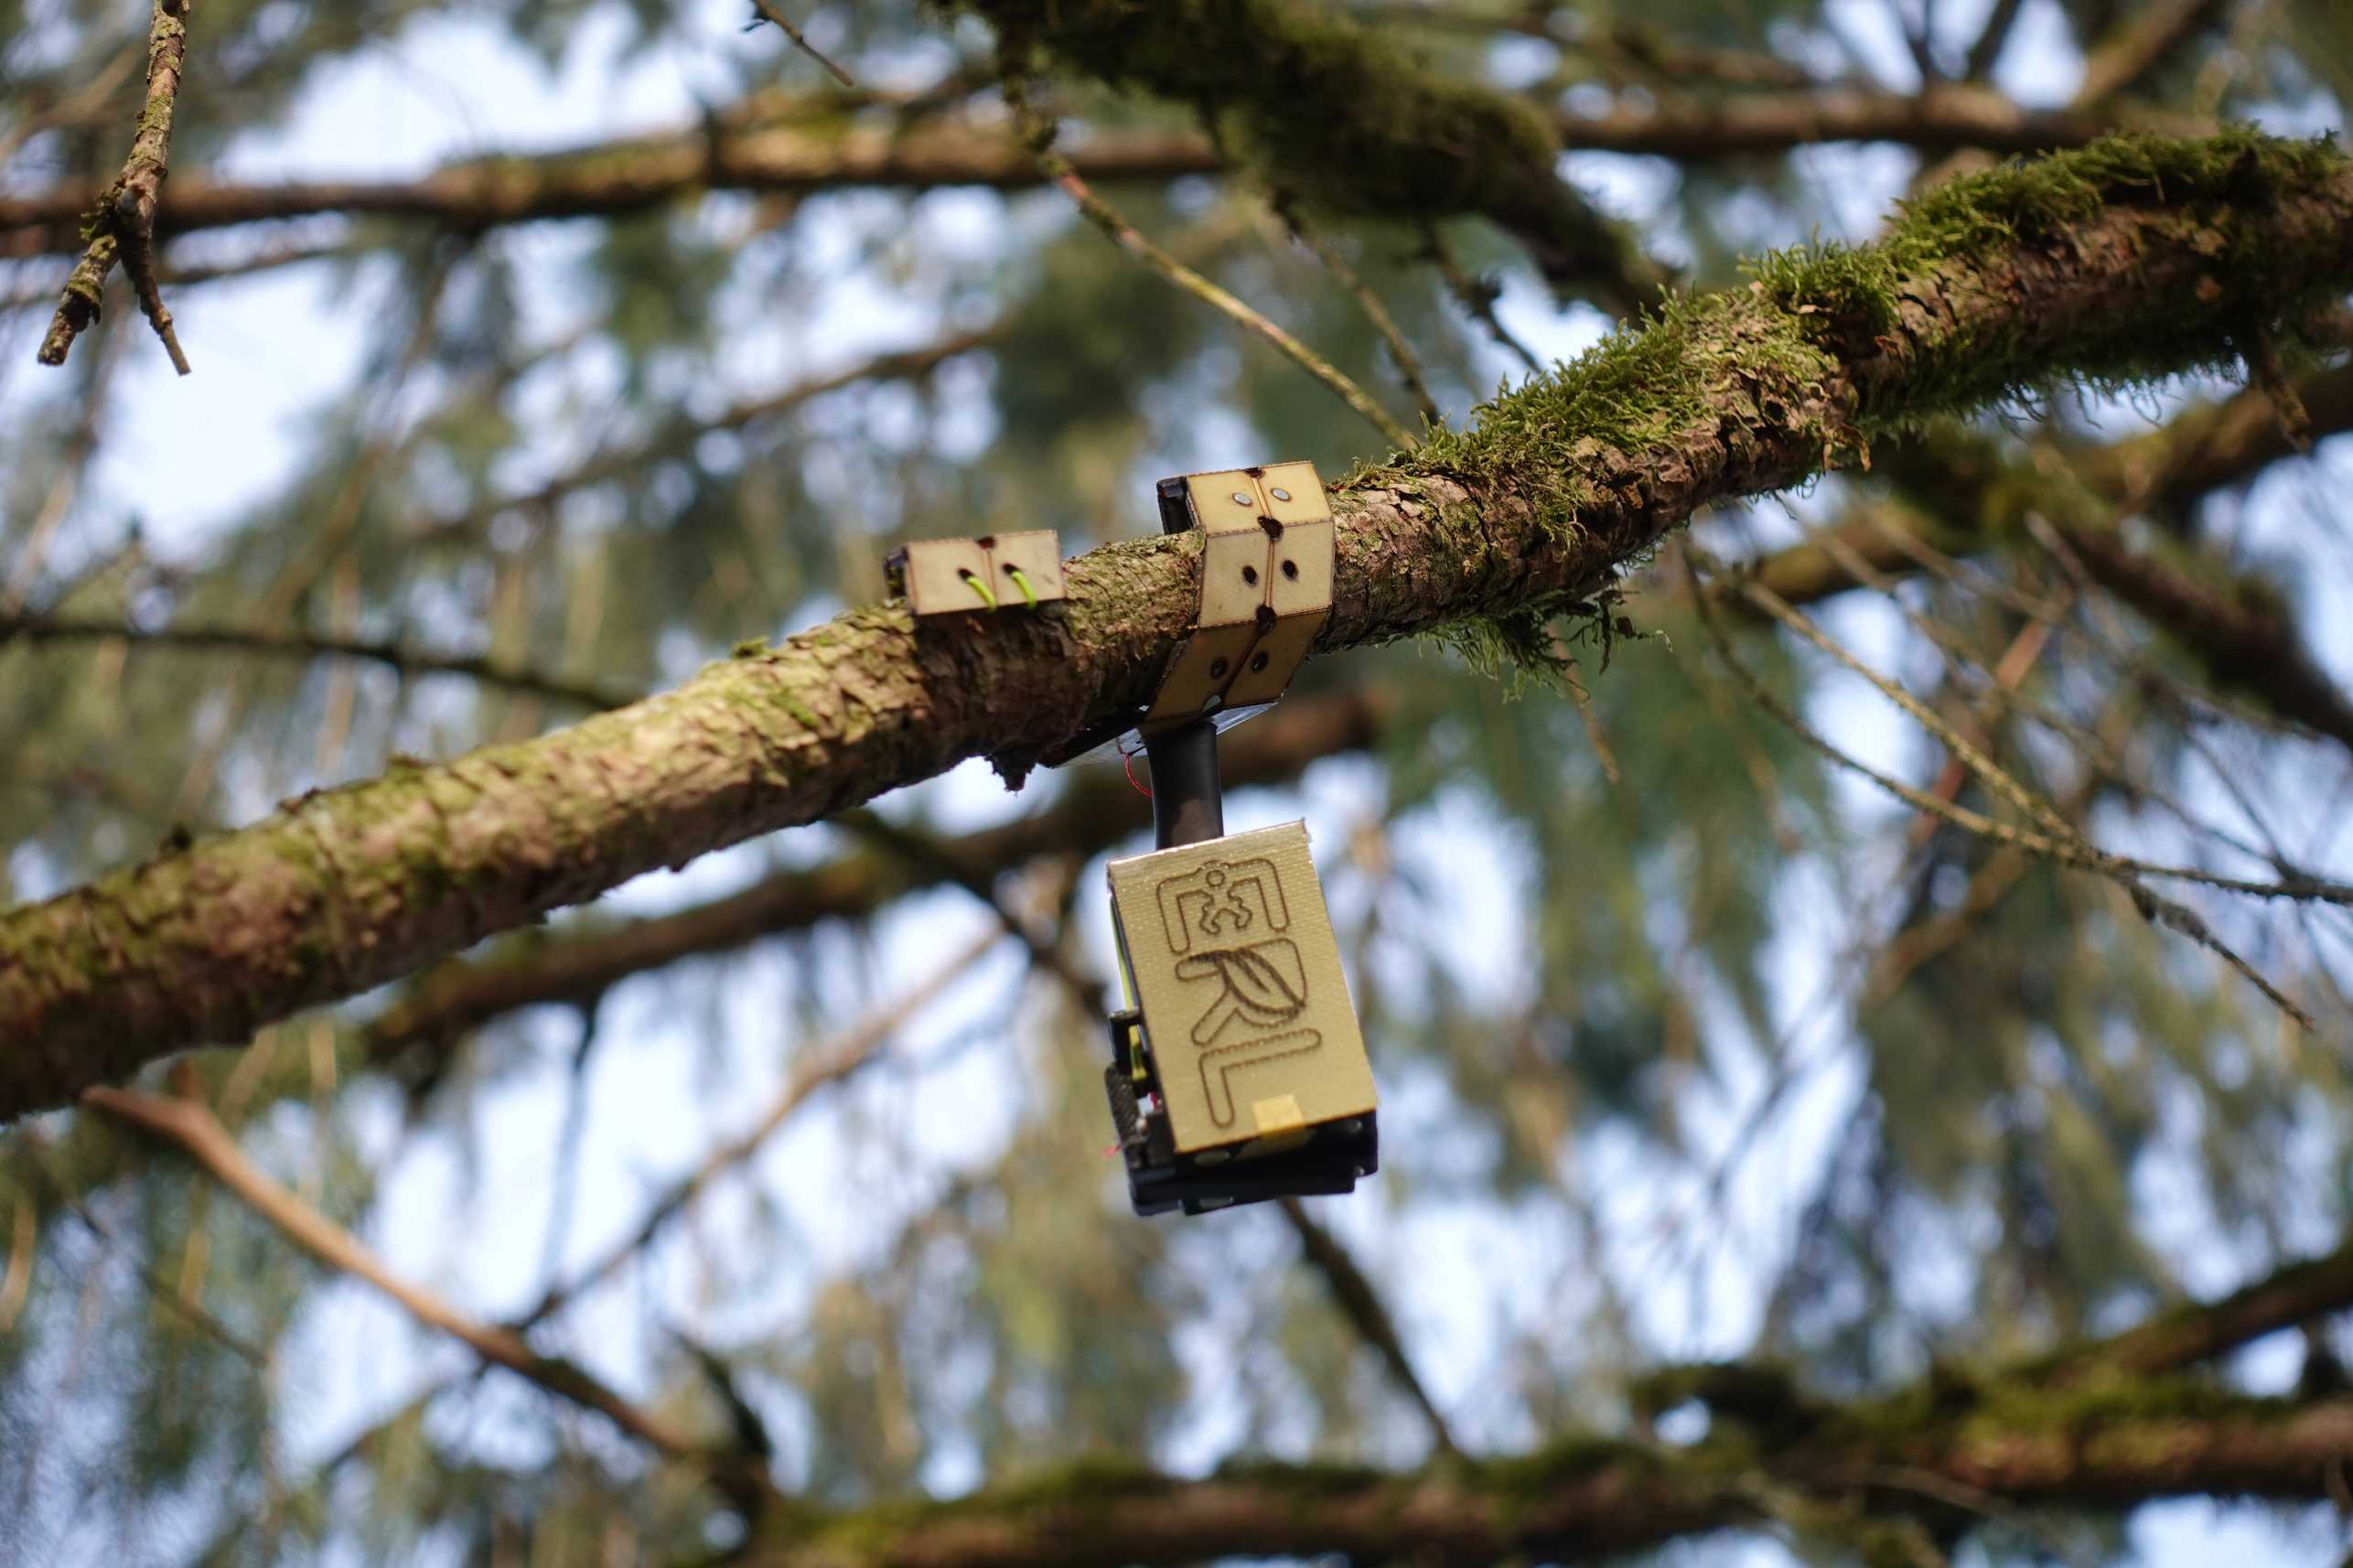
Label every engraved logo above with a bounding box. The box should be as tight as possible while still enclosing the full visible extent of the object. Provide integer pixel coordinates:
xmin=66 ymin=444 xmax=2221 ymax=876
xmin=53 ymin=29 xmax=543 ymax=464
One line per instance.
xmin=1153 ymin=855 xmax=1320 ymax=1127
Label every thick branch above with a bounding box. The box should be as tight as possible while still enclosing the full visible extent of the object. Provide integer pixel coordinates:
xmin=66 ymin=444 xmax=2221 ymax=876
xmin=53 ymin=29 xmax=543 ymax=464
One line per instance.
xmin=0 ymin=121 xmax=1222 ymax=258
xmin=1553 ymin=85 xmax=2200 ymax=161
xmin=2056 ymin=1232 xmax=2353 ymax=1381
xmin=746 ymin=1388 xmax=2353 ymax=1568
xmin=751 ymin=1231 xmax=2353 ymax=1566
xmin=360 ymin=685 xmax=1389 ymax=1055
xmin=0 ymin=89 xmax=2177 ymax=259
xmin=4 ymin=131 xmax=2349 ymax=1122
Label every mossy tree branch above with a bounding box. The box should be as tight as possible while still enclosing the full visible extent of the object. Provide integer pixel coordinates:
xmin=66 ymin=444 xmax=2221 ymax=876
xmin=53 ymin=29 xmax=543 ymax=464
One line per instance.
xmin=966 ymin=0 xmax=1660 ymax=307
xmin=2 ymin=131 xmax=2350 ymax=1122
xmin=742 ymin=1229 xmax=2353 ymax=1566
xmin=0 ymin=85 xmax=2182 ymax=262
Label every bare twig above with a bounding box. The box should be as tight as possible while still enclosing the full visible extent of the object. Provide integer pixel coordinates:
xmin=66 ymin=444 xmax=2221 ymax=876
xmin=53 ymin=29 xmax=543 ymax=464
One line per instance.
xmin=1962 ymin=0 xmax=2031 ymax=79
xmin=2243 ymin=331 xmax=2315 ymax=453
xmin=1688 ymin=555 xmax=2324 ymax=1026
xmin=746 ymin=0 xmax=857 ymax=89
xmin=1424 ymin=229 xmax=1543 ymax=378
xmin=416 ymin=327 xmax=1001 ymax=551
xmin=1002 ymin=73 xmax=1415 ymax=452
xmin=0 ymin=1198 xmax=33 ymax=1335
xmin=0 ymin=614 xmax=638 ymax=709
xmin=1278 ymin=1197 xmax=1459 ymax=1453
xmin=38 ymin=0 xmax=197 ymax=372
xmin=1273 ymin=204 xmax=1441 ymax=429
xmin=83 ymin=1082 xmax=700 ymax=1456
xmin=2071 ymin=0 xmax=2227 ymax=108
xmin=520 ymin=924 xmax=1000 ymax=1326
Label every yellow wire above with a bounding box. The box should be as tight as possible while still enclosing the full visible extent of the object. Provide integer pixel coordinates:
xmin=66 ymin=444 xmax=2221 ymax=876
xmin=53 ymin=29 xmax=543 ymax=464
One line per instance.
xmin=1007 ymin=565 xmax=1038 ymax=609
xmin=961 ymin=570 xmax=998 ymax=610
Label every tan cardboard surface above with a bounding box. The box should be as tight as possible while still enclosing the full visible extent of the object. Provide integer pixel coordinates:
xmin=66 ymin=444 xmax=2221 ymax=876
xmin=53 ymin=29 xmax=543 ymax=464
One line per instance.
xmin=1107 ymin=821 xmax=1376 ymax=1153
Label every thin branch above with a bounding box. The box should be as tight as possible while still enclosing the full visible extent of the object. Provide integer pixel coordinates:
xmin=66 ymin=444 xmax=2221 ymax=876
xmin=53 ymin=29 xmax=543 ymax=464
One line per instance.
xmin=415 ymin=327 xmax=1001 ymax=550
xmin=38 ymin=0 xmax=196 ymax=372
xmin=1273 ymin=206 xmax=1441 ymax=430
xmin=745 ymin=0 xmax=857 ymax=89
xmin=2071 ymin=0 xmax=2229 ymax=108
xmin=1278 ymin=1196 xmax=1459 ymax=1454
xmin=1731 ymin=565 xmax=2348 ymax=911
xmin=0 ymin=121 xmax=1218 ymax=259
xmin=82 ymin=1082 xmax=702 ymax=1457
xmin=1689 ymin=557 xmax=2324 ymax=1026
xmin=0 ymin=88 xmax=2189 ymax=261
xmin=1424 ymin=228 xmax=1543 ymax=378
xmin=519 ymin=924 xmax=999 ymax=1327
xmin=1003 ymin=76 xmax=1414 ymax=451
xmin=0 ymin=613 xmax=639 ymax=709
xmin=357 ymin=685 xmax=1387 ymax=1058
xmin=1962 ymin=0 xmax=2030 ymax=79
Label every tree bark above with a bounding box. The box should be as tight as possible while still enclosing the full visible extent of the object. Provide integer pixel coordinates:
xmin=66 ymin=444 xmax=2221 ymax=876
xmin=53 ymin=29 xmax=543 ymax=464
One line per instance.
xmin=2 ymin=131 xmax=2348 ymax=1122
xmin=744 ymin=1390 xmax=2353 ymax=1568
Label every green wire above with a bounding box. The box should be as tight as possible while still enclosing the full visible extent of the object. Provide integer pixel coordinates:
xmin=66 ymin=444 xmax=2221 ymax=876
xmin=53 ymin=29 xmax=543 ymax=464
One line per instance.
xmin=961 ymin=569 xmax=998 ymax=610
xmin=1006 ymin=565 xmax=1038 ymax=609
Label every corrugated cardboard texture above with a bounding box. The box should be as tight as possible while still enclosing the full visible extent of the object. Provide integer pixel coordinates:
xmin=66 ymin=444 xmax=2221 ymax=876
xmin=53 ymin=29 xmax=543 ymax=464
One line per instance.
xmin=1107 ymin=821 xmax=1375 ymax=1153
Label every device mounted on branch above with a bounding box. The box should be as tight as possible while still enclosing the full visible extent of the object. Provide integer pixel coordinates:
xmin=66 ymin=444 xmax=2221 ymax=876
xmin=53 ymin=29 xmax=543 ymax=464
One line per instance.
xmin=1098 ymin=462 xmax=1379 ymax=1217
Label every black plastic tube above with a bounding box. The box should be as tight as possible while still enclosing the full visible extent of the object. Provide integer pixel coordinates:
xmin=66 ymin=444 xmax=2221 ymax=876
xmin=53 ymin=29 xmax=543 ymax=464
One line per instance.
xmin=1143 ymin=719 xmax=1223 ymax=849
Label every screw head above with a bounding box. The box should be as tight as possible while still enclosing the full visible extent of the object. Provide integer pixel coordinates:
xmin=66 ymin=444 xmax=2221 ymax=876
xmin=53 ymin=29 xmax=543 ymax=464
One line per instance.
xmin=1230 ymin=490 xmax=1252 ymax=507
xmin=1209 ymin=657 xmax=1230 ymax=679
xmin=1269 ymin=487 xmax=1292 ymax=502
xmin=1249 ymin=651 xmax=1269 ymax=672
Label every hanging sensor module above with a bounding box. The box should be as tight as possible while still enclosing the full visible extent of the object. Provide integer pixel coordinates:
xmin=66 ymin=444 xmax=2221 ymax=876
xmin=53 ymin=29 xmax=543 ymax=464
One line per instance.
xmin=1103 ymin=815 xmax=1379 ymax=1216
xmin=1094 ymin=461 xmax=1378 ymax=1217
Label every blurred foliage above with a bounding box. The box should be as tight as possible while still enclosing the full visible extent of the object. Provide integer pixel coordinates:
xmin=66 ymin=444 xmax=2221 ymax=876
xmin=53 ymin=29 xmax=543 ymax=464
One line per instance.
xmin=1 ymin=0 xmax=2349 ymax=1563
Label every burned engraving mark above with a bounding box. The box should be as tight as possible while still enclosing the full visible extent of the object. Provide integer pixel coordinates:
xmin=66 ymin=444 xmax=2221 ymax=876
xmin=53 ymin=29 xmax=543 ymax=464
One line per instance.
xmin=1106 ymin=822 xmax=1376 ymax=1153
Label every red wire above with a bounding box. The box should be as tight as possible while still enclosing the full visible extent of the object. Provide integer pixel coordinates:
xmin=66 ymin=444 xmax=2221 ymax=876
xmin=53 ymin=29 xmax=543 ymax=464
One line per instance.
xmin=1123 ymin=747 xmax=1153 ymax=797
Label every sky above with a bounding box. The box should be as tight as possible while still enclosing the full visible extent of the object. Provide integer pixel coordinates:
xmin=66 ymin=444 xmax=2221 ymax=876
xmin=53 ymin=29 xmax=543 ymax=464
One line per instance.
xmin=3 ymin=0 xmax=2350 ymax=1563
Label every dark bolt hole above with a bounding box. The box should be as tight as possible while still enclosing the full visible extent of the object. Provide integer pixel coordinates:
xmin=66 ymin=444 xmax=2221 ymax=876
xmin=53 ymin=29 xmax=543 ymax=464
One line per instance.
xmin=1001 ymin=561 xmax=1020 ymax=575
xmin=958 ymin=569 xmax=979 ymax=582
xmin=1281 ymin=560 xmax=1299 ymax=580
xmin=1241 ymin=564 xmax=1258 ymax=585
xmin=1209 ymin=657 xmax=1230 ymax=679
xmin=1250 ymin=651 xmax=1270 ymax=672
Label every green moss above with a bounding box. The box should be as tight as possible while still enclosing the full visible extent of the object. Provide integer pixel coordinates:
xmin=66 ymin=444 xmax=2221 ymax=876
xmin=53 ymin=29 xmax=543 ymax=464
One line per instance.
xmin=1209 ymin=1455 xmax=1388 ymax=1496
xmin=1755 ymin=129 xmax=2347 ymax=416
xmin=1393 ymin=130 xmax=2347 ymax=681
xmin=970 ymin=0 xmax=1645 ymax=298
xmin=783 ymin=1455 xmax=1177 ymax=1555
xmin=1479 ymin=1431 xmax=1656 ymax=1507
xmin=771 ymin=687 xmax=821 ymax=732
